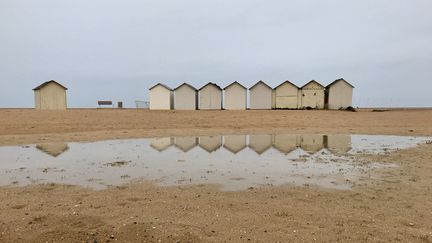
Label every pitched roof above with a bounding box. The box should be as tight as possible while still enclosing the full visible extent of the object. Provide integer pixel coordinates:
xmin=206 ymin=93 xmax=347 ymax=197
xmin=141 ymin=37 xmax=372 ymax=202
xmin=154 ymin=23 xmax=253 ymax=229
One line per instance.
xmin=249 ymin=80 xmax=272 ymax=90
xmin=223 ymin=81 xmax=247 ymax=90
xmin=149 ymin=83 xmax=173 ymax=91
xmin=198 ymin=82 xmax=222 ymax=91
xmin=274 ymin=80 xmax=299 ymax=89
xmin=301 ymin=80 xmax=325 ymax=89
xmin=174 ymin=82 xmax=198 ymax=91
xmin=326 ymin=78 xmax=355 ymax=88
xmin=33 ymin=80 xmax=67 ymax=90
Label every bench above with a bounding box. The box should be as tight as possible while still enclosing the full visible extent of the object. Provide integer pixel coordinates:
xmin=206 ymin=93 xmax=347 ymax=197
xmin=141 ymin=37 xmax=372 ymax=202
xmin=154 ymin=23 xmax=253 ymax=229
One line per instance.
xmin=98 ymin=101 xmax=113 ymax=108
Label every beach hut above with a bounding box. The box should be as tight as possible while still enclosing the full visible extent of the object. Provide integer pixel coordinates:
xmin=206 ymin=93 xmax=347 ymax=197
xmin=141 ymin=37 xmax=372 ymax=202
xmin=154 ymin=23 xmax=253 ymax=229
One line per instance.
xmin=248 ymin=135 xmax=272 ymax=154
xmin=249 ymin=81 xmax=273 ymax=110
xmin=273 ymin=81 xmax=300 ymax=109
xmin=198 ymin=82 xmax=222 ymax=110
xmin=223 ymin=135 xmax=247 ymax=154
xmin=149 ymin=83 xmax=173 ymax=110
xmin=223 ymin=81 xmax=247 ymax=110
xmin=300 ymin=80 xmax=325 ymax=109
xmin=199 ymin=135 xmax=222 ymax=153
xmin=33 ymin=80 xmax=67 ymax=110
xmin=174 ymin=83 xmax=198 ymax=110
xmin=325 ymin=78 xmax=354 ymax=110
xmin=174 ymin=137 xmax=198 ymax=152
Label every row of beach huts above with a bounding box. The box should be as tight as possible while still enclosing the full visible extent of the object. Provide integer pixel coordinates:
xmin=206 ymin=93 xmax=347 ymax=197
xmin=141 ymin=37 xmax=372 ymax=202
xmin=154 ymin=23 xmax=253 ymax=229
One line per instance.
xmin=149 ymin=78 xmax=354 ymax=110
xmin=30 ymin=78 xmax=353 ymax=110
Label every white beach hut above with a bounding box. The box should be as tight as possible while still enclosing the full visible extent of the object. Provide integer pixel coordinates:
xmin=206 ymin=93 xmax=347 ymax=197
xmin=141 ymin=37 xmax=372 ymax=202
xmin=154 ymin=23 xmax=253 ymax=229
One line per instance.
xmin=273 ymin=80 xmax=300 ymax=109
xmin=325 ymin=78 xmax=354 ymax=110
xmin=249 ymin=81 xmax=273 ymax=110
xmin=33 ymin=80 xmax=68 ymax=110
xmin=223 ymin=81 xmax=247 ymax=110
xmin=149 ymin=83 xmax=173 ymax=110
xmin=198 ymin=82 xmax=222 ymax=110
xmin=174 ymin=83 xmax=198 ymax=110
xmin=300 ymin=80 xmax=325 ymax=109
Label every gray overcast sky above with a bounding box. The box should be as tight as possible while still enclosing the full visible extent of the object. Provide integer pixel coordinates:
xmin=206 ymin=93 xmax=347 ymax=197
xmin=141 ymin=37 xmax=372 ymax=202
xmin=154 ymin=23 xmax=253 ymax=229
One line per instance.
xmin=1 ymin=0 xmax=431 ymax=108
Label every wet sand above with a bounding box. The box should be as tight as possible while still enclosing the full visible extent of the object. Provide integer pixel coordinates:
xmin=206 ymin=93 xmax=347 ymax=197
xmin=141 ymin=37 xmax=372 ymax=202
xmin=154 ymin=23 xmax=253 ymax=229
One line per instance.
xmin=0 ymin=109 xmax=432 ymax=242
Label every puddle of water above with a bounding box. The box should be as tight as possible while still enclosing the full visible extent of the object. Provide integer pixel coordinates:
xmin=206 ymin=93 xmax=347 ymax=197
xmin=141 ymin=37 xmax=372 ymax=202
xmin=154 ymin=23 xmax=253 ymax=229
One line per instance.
xmin=0 ymin=134 xmax=429 ymax=191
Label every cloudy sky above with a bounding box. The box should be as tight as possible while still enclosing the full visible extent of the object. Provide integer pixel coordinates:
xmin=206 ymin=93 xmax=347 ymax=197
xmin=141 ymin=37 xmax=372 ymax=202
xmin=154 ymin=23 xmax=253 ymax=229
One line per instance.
xmin=0 ymin=0 xmax=431 ymax=108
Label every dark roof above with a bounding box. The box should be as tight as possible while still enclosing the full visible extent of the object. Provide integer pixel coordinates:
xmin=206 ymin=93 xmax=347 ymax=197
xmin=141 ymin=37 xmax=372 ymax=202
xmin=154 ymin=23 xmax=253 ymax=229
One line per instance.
xmin=149 ymin=83 xmax=173 ymax=91
xmin=174 ymin=83 xmax=198 ymax=91
xmin=33 ymin=80 xmax=67 ymax=90
xmin=301 ymin=80 xmax=325 ymax=89
xmin=326 ymin=78 xmax=355 ymax=89
xmin=249 ymin=80 xmax=272 ymax=90
xmin=223 ymin=81 xmax=247 ymax=90
xmin=274 ymin=80 xmax=299 ymax=89
xmin=198 ymin=82 xmax=222 ymax=91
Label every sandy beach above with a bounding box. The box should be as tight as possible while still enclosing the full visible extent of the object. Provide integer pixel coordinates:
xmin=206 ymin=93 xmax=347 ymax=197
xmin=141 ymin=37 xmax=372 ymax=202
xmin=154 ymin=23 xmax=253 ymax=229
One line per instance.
xmin=1 ymin=109 xmax=432 ymax=145
xmin=0 ymin=109 xmax=431 ymax=242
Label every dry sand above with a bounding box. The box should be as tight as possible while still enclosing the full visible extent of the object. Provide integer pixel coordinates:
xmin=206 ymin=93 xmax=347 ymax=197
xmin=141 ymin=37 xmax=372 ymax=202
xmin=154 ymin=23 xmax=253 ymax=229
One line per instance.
xmin=0 ymin=109 xmax=431 ymax=242
xmin=1 ymin=109 xmax=432 ymax=145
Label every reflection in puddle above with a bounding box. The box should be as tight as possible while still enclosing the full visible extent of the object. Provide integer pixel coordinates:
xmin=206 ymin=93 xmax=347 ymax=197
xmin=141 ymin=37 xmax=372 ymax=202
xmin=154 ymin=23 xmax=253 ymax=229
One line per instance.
xmin=199 ymin=136 xmax=222 ymax=153
xmin=0 ymin=134 xmax=430 ymax=191
xmin=150 ymin=137 xmax=173 ymax=152
xmin=249 ymin=135 xmax=272 ymax=154
xmin=35 ymin=143 xmax=69 ymax=157
xmin=174 ymin=137 xmax=198 ymax=152
xmin=223 ymin=135 xmax=247 ymax=154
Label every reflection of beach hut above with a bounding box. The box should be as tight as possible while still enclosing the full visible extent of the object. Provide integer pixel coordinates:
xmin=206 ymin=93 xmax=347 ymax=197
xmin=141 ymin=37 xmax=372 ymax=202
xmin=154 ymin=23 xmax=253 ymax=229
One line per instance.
xmin=199 ymin=136 xmax=222 ymax=153
xmin=248 ymin=135 xmax=272 ymax=154
xmin=325 ymin=78 xmax=354 ymax=110
xmin=223 ymin=81 xmax=247 ymax=110
xmin=223 ymin=135 xmax=247 ymax=154
xmin=174 ymin=137 xmax=198 ymax=152
xmin=33 ymin=80 xmax=68 ymax=110
xmin=272 ymin=134 xmax=300 ymax=154
xmin=273 ymin=81 xmax=300 ymax=109
xmin=150 ymin=137 xmax=173 ymax=151
xmin=198 ymin=83 xmax=222 ymax=110
xmin=300 ymin=80 xmax=325 ymax=109
xmin=149 ymin=83 xmax=174 ymax=110
xmin=36 ymin=143 xmax=69 ymax=157
xmin=249 ymin=81 xmax=273 ymax=110
xmin=174 ymin=83 xmax=198 ymax=110
xmin=324 ymin=135 xmax=352 ymax=153
xmin=300 ymin=134 xmax=325 ymax=154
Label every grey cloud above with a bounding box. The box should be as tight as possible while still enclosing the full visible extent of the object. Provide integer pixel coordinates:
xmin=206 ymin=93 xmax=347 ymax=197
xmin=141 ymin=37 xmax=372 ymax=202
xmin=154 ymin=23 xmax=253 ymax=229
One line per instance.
xmin=0 ymin=0 xmax=431 ymax=107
